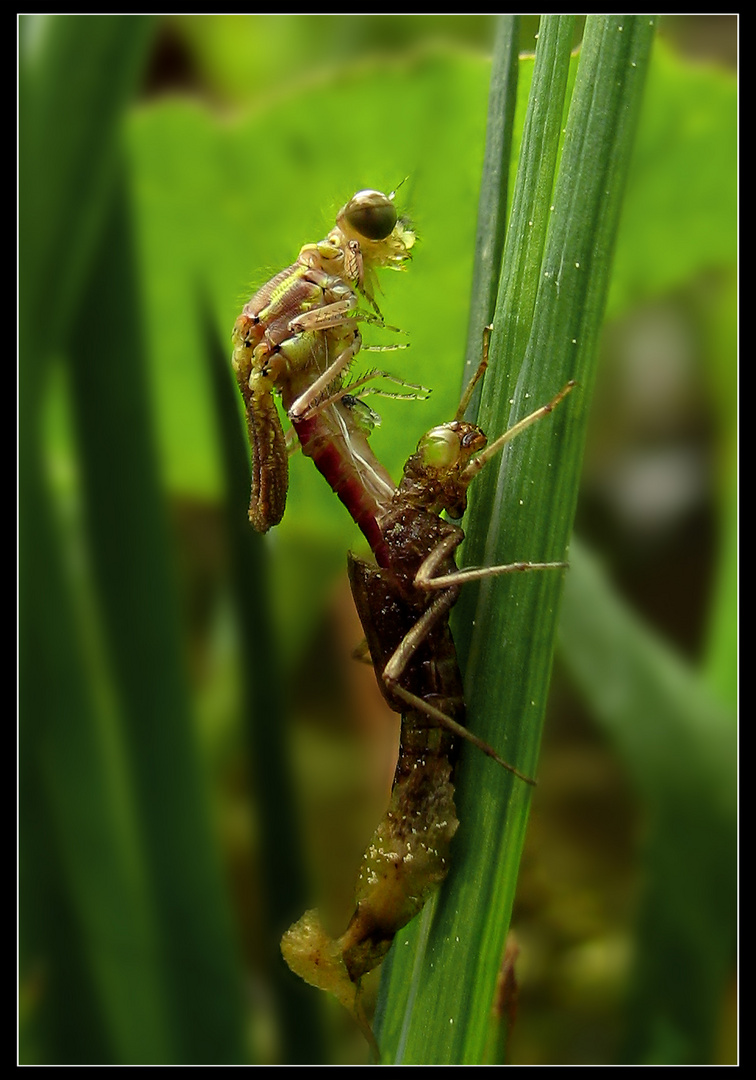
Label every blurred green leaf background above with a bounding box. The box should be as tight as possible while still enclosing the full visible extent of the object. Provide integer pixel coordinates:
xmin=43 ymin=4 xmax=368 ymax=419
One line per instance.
xmin=19 ymin=14 xmax=736 ymax=1065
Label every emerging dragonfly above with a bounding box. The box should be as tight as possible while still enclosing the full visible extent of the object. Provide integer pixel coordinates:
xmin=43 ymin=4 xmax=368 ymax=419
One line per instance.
xmin=232 ymin=187 xmax=415 ymax=532
xmin=281 ymin=355 xmax=574 ymax=1053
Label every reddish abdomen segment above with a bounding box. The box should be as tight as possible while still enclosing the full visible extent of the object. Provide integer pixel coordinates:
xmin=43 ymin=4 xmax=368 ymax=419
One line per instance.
xmin=293 ymin=412 xmax=392 ymax=568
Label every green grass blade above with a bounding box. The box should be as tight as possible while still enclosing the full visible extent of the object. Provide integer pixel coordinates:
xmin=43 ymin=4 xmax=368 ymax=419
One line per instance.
xmin=559 ymin=539 xmax=736 ymax=1063
xmin=19 ymin=15 xmax=178 ymax=1064
xmin=19 ymin=444 xmax=176 ymax=1064
xmin=66 ymin=180 xmax=248 ymax=1064
xmin=19 ymin=15 xmax=155 ymax=346
xmin=461 ymin=14 xmax=521 ymax=391
xmin=465 ymin=13 xmax=577 ymax=429
xmin=20 ymin=16 xmax=248 ymax=1063
xmin=376 ymin=15 xmax=657 ymax=1064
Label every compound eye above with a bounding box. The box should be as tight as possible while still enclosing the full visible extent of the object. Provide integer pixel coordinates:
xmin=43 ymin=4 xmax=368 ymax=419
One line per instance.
xmin=342 ymin=189 xmax=397 ymax=240
xmin=418 ymin=426 xmax=462 ymax=471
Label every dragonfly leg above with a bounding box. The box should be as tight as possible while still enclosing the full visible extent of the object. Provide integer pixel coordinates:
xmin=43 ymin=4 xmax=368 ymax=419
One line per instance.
xmin=287 ymin=333 xmax=363 ymax=420
xmin=454 ymin=324 xmax=492 ymax=421
xmin=287 ymin=320 xmax=411 ymax=423
xmin=387 ymin=680 xmax=536 ymax=785
xmin=410 ymin=531 xmax=567 ymax=592
xmin=419 ymin=554 xmax=569 ymax=591
xmin=380 ymin=589 xmax=535 ymax=784
xmin=461 ymin=380 xmax=577 ymax=484
xmin=301 ymin=369 xmax=430 ymax=420
xmin=382 ymin=587 xmax=458 ymax=681
xmin=290 ymin=293 xmax=405 ymax=338
xmin=288 ymin=296 xmax=357 ymax=334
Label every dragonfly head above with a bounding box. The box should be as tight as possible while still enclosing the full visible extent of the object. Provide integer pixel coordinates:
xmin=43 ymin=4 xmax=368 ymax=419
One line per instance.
xmin=400 ymin=421 xmax=487 ymax=518
xmin=335 ymin=189 xmax=415 ymax=267
xmin=339 ymin=189 xmax=398 ymax=240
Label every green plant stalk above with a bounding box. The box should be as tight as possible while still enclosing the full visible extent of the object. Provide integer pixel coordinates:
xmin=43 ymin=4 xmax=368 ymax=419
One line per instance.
xmin=461 ymin=14 xmax=521 ymax=396
xmin=375 ymin=15 xmax=657 ymax=1064
xmin=464 ymin=13 xmax=577 ymax=437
